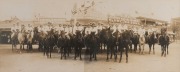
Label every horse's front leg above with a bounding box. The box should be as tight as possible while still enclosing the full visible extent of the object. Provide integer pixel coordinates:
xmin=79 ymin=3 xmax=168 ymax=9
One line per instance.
xmin=139 ymin=44 xmax=141 ymax=54
xmin=134 ymin=44 xmax=137 ymax=53
xmin=161 ymin=45 xmax=164 ymax=57
xmin=166 ymin=44 xmax=169 ymax=55
xmin=110 ymin=47 xmax=113 ymax=59
xmin=12 ymin=43 xmax=14 ymax=51
xmin=79 ymin=47 xmax=82 ymax=60
xmin=149 ymin=44 xmax=152 ymax=54
xmin=50 ymin=47 xmax=52 ymax=58
xmin=46 ymin=47 xmax=49 ymax=58
xmin=106 ymin=47 xmax=109 ymax=61
xmin=19 ymin=44 xmax=22 ymax=53
xmin=125 ymin=46 xmax=129 ymax=63
xmin=89 ymin=48 xmax=92 ymax=61
xmin=67 ymin=46 xmax=70 ymax=57
xmin=130 ymin=43 xmax=132 ymax=53
xmin=119 ymin=48 xmax=123 ymax=63
xmin=94 ymin=47 xmax=97 ymax=61
xmin=74 ymin=47 xmax=77 ymax=60
xmin=60 ymin=47 xmax=63 ymax=59
xmin=153 ymin=44 xmax=155 ymax=54
xmin=142 ymin=44 xmax=145 ymax=54
xmin=114 ymin=46 xmax=117 ymax=62
xmin=164 ymin=45 xmax=166 ymax=57
xmin=43 ymin=46 xmax=46 ymax=56
xmin=64 ymin=47 xmax=67 ymax=59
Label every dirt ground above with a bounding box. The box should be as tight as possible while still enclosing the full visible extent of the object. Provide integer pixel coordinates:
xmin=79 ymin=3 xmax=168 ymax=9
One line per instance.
xmin=0 ymin=41 xmax=180 ymax=72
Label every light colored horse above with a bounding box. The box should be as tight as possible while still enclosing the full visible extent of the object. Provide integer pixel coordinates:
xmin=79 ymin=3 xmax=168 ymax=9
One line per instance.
xmin=139 ymin=35 xmax=146 ymax=54
xmin=18 ymin=30 xmax=26 ymax=53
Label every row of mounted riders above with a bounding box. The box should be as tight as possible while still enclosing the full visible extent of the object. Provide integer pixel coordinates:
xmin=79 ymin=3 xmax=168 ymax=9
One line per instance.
xmin=11 ymin=27 xmax=170 ymax=63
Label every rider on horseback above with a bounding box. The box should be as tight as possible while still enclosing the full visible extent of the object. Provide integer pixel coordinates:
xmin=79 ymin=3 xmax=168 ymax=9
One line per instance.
xmin=91 ymin=23 xmax=98 ymax=35
xmin=73 ymin=22 xmax=83 ymax=35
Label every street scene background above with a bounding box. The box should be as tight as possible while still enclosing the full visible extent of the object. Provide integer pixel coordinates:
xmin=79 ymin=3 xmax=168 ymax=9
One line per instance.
xmin=0 ymin=0 xmax=180 ymax=72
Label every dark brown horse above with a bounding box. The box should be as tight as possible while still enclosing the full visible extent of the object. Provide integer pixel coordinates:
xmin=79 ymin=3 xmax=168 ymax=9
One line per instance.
xmin=147 ymin=32 xmax=158 ymax=54
xmin=88 ymin=32 xmax=99 ymax=61
xmin=74 ymin=31 xmax=84 ymax=60
xmin=159 ymin=34 xmax=170 ymax=57
xmin=99 ymin=28 xmax=108 ymax=53
xmin=130 ymin=33 xmax=139 ymax=53
xmin=44 ymin=29 xmax=56 ymax=58
xmin=106 ymin=28 xmax=116 ymax=61
xmin=118 ymin=30 xmax=133 ymax=63
xmin=57 ymin=31 xmax=70 ymax=59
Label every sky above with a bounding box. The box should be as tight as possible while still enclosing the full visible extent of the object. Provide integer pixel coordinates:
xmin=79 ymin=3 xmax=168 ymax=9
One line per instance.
xmin=0 ymin=0 xmax=179 ymax=22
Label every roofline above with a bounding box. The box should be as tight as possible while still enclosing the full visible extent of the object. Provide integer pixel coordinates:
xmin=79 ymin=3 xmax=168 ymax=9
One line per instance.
xmin=136 ymin=16 xmax=167 ymax=23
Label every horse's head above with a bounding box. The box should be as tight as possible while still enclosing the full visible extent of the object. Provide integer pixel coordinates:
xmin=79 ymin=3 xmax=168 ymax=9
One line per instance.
xmin=33 ymin=27 xmax=39 ymax=33
xmin=124 ymin=30 xmax=133 ymax=38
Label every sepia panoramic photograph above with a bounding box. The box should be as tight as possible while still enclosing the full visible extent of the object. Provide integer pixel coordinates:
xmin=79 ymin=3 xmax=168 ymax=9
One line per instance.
xmin=0 ymin=0 xmax=180 ymax=72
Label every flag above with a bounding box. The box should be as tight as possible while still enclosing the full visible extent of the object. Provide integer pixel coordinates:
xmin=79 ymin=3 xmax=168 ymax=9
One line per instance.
xmin=72 ymin=3 xmax=77 ymax=15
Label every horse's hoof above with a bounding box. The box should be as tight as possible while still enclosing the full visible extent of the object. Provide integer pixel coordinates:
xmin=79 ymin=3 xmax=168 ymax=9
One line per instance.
xmin=119 ymin=60 xmax=121 ymax=63
xmin=114 ymin=60 xmax=117 ymax=62
xmin=142 ymin=52 xmax=144 ymax=55
xmin=94 ymin=59 xmax=97 ymax=61
xmin=106 ymin=59 xmax=109 ymax=62
xmin=126 ymin=61 xmax=128 ymax=63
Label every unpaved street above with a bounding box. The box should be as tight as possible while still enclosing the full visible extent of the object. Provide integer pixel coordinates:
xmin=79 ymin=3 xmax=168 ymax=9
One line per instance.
xmin=0 ymin=41 xmax=180 ymax=72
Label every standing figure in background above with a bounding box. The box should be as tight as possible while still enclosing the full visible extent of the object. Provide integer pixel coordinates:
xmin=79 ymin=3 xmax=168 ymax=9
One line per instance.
xmin=11 ymin=24 xmax=18 ymax=51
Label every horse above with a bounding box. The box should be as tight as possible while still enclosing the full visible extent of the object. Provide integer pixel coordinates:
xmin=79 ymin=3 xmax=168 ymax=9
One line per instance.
xmin=44 ymin=29 xmax=56 ymax=58
xmin=147 ymin=32 xmax=158 ymax=54
xmin=11 ymin=31 xmax=18 ymax=51
xmin=68 ymin=33 xmax=75 ymax=54
xmin=159 ymin=34 xmax=170 ymax=57
xmin=88 ymin=32 xmax=99 ymax=61
xmin=74 ymin=31 xmax=84 ymax=60
xmin=17 ymin=29 xmax=27 ymax=53
xmin=26 ymin=31 xmax=34 ymax=52
xmin=111 ymin=30 xmax=120 ymax=61
xmin=106 ymin=28 xmax=116 ymax=61
xmin=57 ymin=31 xmax=70 ymax=59
xmin=38 ymin=31 xmax=47 ymax=51
xmin=118 ymin=30 xmax=133 ymax=63
xmin=130 ymin=33 xmax=139 ymax=53
xmin=99 ymin=28 xmax=108 ymax=53
xmin=139 ymin=34 xmax=146 ymax=54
